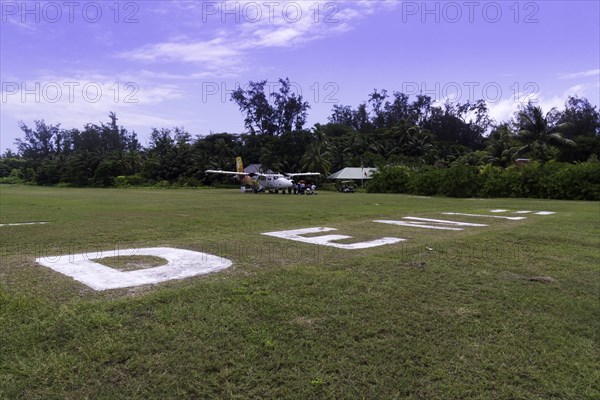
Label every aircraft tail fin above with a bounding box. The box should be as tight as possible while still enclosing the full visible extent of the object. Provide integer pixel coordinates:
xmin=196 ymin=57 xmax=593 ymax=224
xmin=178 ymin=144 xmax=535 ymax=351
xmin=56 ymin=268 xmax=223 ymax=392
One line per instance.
xmin=236 ymin=156 xmax=246 ymax=182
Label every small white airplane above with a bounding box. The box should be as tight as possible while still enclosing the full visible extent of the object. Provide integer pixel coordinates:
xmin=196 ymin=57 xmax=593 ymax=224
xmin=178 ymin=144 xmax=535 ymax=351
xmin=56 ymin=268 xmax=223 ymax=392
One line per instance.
xmin=206 ymin=157 xmax=320 ymax=193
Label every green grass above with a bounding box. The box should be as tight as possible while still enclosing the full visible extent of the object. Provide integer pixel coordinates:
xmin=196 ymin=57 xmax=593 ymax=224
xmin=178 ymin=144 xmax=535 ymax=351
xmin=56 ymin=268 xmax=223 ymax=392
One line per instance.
xmin=0 ymin=185 xmax=598 ymax=399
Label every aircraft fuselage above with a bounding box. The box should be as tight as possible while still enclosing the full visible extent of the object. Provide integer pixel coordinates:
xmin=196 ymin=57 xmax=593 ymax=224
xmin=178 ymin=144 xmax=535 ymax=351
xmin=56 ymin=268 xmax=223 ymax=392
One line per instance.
xmin=256 ymin=174 xmax=293 ymax=191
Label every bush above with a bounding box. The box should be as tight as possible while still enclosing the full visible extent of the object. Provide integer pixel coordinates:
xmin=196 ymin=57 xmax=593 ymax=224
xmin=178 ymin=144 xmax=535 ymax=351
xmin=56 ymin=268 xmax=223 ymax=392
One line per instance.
xmin=93 ymin=159 xmax=125 ymax=187
xmin=536 ymin=162 xmax=567 ymax=199
xmin=0 ymin=158 xmax=27 ymax=178
xmin=176 ymin=176 xmax=202 ymax=187
xmin=479 ymin=165 xmax=515 ymax=198
xmin=406 ymin=166 xmax=444 ymax=196
xmin=0 ymin=169 xmax=24 ymax=184
xmin=35 ymin=159 xmax=63 ymax=185
xmin=154 ymin=180 xmax=172 ymax=188
xmin=438 ymin=165 xmax=482 ymax=198
xmin=366 ymin=162 xmax=600 ymax=200
xmin=367 ymin=165 xmax=412 ymax=193
xmin=114 ymin=174 xmax=148 ymax=187
xmin=545 ymin=162 xmax=600 ymax=200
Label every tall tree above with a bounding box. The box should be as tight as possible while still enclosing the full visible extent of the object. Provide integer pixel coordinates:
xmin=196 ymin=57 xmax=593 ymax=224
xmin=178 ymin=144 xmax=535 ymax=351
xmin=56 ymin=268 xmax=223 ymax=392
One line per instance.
xmin=143 ymin=127 xmax=196 ymax=182
xmin=328 ymin=104 xmax=355 ymax=126
xmin=559 ymin=96 xmax=600 ymax=138
xmin=15 ymin=120 xmax=66 ymax=184
xmin=300 ymin=124 xmax=332 ymax=174
xmin=384 ymin=92 xmax=415 ymax=126
xmin=485 ymin=124 xmax=516 ymax=167
xmin=231 ymin=78 xmax=310 ymax=136
xmin=16 ymin=120 xmax=60 ymax=165
xmin=272 ymin=78 xmax=310 ymax=134
xmin=403 ymin=127 xmax=434 ymax=162
xmin=368 ymin=89 xmax=388 ymax=129
xmin=514 ymin=104 xmax=575 ymax=163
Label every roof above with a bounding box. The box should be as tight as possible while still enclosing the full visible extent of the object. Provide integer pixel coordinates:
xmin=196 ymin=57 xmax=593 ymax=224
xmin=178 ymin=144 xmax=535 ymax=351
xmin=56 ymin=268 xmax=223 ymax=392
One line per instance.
xmin=327 ymin=167 xmax=378 ymax=180
xmin=244 ymin=164 xmax=273 ymax=174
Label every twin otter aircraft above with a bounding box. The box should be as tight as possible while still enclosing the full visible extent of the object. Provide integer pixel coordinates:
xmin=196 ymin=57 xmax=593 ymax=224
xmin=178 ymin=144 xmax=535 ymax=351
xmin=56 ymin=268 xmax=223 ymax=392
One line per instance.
xmin=206 ymin=157 xmax=320 ymax=193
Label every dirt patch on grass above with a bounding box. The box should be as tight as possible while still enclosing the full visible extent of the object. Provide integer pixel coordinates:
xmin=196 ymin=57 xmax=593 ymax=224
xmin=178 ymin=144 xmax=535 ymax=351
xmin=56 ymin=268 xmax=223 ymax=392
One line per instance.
xmin=94 ymin=255 xmax=168 ymax=271
xmin=289 ymin=316 xmax=321 ymax=327
xmin=404 ymin=261 xmax=427 ymax=269
xmin=526 ymin=275 xmax=557 ymax=284
xmin=502 ymin=272 xmax=557 ymax=284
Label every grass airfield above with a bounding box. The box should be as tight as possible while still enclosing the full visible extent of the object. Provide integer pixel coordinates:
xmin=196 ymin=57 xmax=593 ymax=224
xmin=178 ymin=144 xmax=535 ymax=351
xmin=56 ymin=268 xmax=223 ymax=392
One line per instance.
xmin=0 ymin=185 xmax=598 ymax=399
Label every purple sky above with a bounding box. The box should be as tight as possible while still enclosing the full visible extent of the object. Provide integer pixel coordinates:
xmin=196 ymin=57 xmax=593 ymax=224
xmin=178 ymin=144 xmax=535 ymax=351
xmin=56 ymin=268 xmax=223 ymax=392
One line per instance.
xmin=1 ymin=0 xmax=599 ymax=151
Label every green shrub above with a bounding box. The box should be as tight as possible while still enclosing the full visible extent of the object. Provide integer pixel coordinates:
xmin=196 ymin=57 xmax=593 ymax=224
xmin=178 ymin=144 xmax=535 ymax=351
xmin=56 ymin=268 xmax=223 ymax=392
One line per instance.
xmin=479 ymin=165 xmax=514 ymax=198
xmin=176 ymin=176 xmax=202 ymax=187
xmin=92 ymin=159 xmax=125 ymax=187
xmin=367 ymin=165 xmax=412 ymax=193
xmin=0 ymin=158 xmax=27 ymax=178
xmin=114 ymin=174 xmax=148 ymax=187
xmin=35 ymin=159 xmax=62 ymax=185
xmin=154 ymin=180 xmax=172 ymax=188
xmin=438 ymin=165 xmax=482 ymax=198
xmin=407 ymin=166 xmax=444 ymax=196
xmin=547 ymin=162 xmax=600 ymax=200
xmin=366 ymin=161 xmax=600 ymax=200
xmin=0 ymin=169 xmax=24 ymax=184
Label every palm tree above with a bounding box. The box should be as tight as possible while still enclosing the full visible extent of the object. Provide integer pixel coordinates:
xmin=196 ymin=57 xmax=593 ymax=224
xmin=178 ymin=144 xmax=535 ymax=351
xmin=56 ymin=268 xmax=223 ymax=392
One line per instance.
xmin=485 ymin=124 xmax=516 ymax=167
xmin=515 ymin=105 xmax=575 ymax=163
xmin=301 ymin=124 xmax=332 ymax=174
xmin=407 ymin=135 xmax=433 ymax=155
xmin=343 ymin=129 xmax=366 ymax=158
xmin=403 ymin=127 xmax=434 ymax=161
xmin=300 ymin=142 xmax=332 ymax=174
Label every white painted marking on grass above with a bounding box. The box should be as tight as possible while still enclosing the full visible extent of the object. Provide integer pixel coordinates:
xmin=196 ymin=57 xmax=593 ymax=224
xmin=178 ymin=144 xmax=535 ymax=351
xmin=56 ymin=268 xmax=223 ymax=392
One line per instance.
xmin=403 ymin=217 xmax=488 ymax=227
xmin=0 ymin=221 xmax=49 ymax=227
xmin=374 ymin=217 xmax=487 ymax=231
xmin=443 ymin=213 xmax=527 ymax=221
xmin=36 ymin=247 xmax=232 ymax=291
xmin=489 ymin=210 xmax=555 ymax=215
xmin=262 ymin=227 xmax=404 ymax=249
xmin=375 ymin=221 xmax=463 ymax=231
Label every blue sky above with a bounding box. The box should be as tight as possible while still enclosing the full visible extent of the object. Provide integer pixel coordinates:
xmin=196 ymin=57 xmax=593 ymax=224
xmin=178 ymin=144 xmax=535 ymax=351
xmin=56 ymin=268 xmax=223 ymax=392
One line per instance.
xmin=1 ymin=0 xmax=599 ymax=151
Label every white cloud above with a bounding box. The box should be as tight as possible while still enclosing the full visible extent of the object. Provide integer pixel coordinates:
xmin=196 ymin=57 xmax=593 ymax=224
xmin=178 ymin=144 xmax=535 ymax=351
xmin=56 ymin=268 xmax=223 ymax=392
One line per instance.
xmin=251 ymin=26 xmax=306 ymax=47
xmin=120 ymin=38 xmax=242 ymax=68
xmin=3 ymin=16 xmax=38 ymax=32
xmin=494 ymin=73 xmax=600 ymax=124
xmin=1 ymin=74 xmax=186 ymax=134
xmin=486 ymin=82 xmax=599 ymax=124
xmin=564 ymin=82 xmax=599 ymax=97
xmin=137 ymin=70 xmax=237 ymax=80
xmin=117 ymin=1 xmax=398 ymax=73
xmin=487 ymin=97 xmax=519 ymax=124
xmin=557 ymin=69 xmax=600 ymax=80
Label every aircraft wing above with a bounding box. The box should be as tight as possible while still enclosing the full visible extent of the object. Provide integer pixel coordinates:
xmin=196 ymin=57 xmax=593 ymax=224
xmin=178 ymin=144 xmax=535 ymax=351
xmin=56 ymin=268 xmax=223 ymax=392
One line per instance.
xmin=205 ymin=170 xmax=250 ymax=176
xmin=286 ymin=172 xmax=321 ymax=177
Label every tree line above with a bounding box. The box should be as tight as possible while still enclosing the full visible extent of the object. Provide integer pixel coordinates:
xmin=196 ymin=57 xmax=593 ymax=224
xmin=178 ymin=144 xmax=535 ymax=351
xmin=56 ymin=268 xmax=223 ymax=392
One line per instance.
xmin=1 ymin=78 xmax=599 ymax=189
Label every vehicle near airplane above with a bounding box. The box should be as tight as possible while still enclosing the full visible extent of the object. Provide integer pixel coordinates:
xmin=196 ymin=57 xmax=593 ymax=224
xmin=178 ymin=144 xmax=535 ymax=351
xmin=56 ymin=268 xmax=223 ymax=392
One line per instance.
xmin=338 ymin=180 xmax=355 ymax=193
xmin=206 ymin=157 xmax=320 ymax=193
